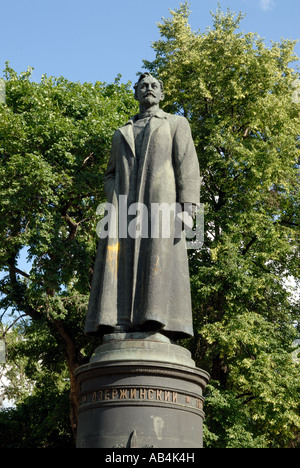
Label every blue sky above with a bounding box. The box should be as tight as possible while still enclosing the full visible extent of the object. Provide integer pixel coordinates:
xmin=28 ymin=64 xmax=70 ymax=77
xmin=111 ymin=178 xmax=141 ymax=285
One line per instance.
xmin=1 ymin=0 xmax=300 ymax=85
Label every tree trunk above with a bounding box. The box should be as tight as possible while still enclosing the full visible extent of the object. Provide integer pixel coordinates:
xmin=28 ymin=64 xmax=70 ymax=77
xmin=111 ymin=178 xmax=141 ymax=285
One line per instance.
xmin=53 ymin=319 xmax=81 ymax=444
xmin=211 ymin=354 xmax=228 ymax=388
xmin=68 ymin=363 xmax=80 ymax=444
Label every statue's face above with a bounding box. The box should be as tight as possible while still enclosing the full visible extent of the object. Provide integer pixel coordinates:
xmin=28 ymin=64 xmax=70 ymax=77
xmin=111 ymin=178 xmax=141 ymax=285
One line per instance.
xmin=136 ymin=76 xmax=164 ymax=107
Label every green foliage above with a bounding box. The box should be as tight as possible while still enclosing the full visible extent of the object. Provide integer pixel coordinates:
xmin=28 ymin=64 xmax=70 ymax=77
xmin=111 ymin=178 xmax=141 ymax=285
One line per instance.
xmin=0 ymin=325 xmax=33 ymax=404
xmin=0 ymin=389 xmax=73 ymax=448
xmin=0 ymin=323 xmax=73 ymax=447
xmin=145 ymin=3 xmax=300 ymax=448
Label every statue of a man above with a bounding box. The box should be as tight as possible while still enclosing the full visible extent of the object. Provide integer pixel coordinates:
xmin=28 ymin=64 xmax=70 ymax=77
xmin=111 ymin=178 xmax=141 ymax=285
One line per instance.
xmin=84 ymin=73 xmax=201 ymax=340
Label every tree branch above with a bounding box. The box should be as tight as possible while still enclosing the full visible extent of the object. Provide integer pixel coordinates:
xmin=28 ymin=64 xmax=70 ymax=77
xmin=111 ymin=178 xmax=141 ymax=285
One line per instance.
xmin=63 ymin=213 xmax=79 ymax=240
xmin=1 ymin=314 xmax=28 ymax=338
xmin=241 ymin=236 xmax=258 ymax=256
xmin=10 ymin=266 xmax=30 ymax=279
xmin=7 ymin=255 xmax=39 ymax=320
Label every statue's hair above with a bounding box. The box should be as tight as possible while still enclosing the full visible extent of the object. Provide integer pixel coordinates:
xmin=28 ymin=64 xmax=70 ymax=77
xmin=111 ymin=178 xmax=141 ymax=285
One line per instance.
xmin=134 ymin=73 xmax=164 ymax=99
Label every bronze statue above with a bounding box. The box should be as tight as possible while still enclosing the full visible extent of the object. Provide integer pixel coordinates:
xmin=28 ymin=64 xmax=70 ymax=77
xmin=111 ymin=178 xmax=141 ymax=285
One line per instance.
xmin=85 ymin=73 xmax=200 ymax=340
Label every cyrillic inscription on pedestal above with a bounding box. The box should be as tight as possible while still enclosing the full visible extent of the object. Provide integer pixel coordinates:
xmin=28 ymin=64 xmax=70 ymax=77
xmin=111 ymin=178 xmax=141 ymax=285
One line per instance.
xmin=80 ymin=386 xmax=204 ymax=413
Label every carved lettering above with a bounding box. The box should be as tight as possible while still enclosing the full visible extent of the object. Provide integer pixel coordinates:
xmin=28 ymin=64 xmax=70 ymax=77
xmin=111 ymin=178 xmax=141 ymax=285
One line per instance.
xmin=197 ymin=399 xmax=203 ymax=409
xmin=81 ymin=387 xmax=204 ymax=411
xmin=120 ymin=389 xmax=128 ymax=399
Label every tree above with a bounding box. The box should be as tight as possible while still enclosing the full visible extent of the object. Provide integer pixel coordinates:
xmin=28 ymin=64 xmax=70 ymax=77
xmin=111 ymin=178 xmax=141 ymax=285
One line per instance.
xmin=143 ymin=3 xmax=300 ymax=447
xmin=0 ymin=323 xmax=73 ymax=448
xmin=0 ymin=64 xmax=138 ymax=443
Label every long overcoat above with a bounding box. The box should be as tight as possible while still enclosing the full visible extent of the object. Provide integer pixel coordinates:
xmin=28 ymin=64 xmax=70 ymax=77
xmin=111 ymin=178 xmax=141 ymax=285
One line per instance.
xmin=84 ymin=109 xmax=200 ymax=339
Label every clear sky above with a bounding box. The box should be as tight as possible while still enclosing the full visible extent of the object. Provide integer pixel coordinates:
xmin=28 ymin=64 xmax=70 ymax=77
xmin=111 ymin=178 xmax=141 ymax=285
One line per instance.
xmin=1 ymin=0 xmax=300 ymax=86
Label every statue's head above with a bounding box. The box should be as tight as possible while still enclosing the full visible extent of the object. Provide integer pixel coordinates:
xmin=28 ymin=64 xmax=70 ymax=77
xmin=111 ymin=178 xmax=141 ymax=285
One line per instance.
xmin=134 ymin=73 xmax=165 ymax=107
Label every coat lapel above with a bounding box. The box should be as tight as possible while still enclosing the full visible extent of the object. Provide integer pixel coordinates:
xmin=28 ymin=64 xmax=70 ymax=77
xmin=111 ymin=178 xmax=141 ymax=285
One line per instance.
xmin=119 ymin=109 xmax=168 ymax=157
xmin=119 ymin=123 xmax=135 ymax=157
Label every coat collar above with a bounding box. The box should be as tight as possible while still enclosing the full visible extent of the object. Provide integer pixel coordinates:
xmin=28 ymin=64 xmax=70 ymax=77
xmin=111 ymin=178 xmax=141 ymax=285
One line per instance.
xmin=119 ymin=109 xmax=168 ymax=156
xmin=125 ymin=108 xmax=168 ymax=125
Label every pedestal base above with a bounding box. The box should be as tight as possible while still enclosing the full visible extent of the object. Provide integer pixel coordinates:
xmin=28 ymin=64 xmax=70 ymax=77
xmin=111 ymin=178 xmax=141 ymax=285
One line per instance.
xmin=76 ymin=334 xmax=209 ymax=448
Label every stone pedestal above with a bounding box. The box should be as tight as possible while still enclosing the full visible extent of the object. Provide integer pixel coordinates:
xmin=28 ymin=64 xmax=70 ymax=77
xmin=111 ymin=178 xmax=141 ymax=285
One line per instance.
xmin=76 ymin=333 xmax=209 ymax=448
